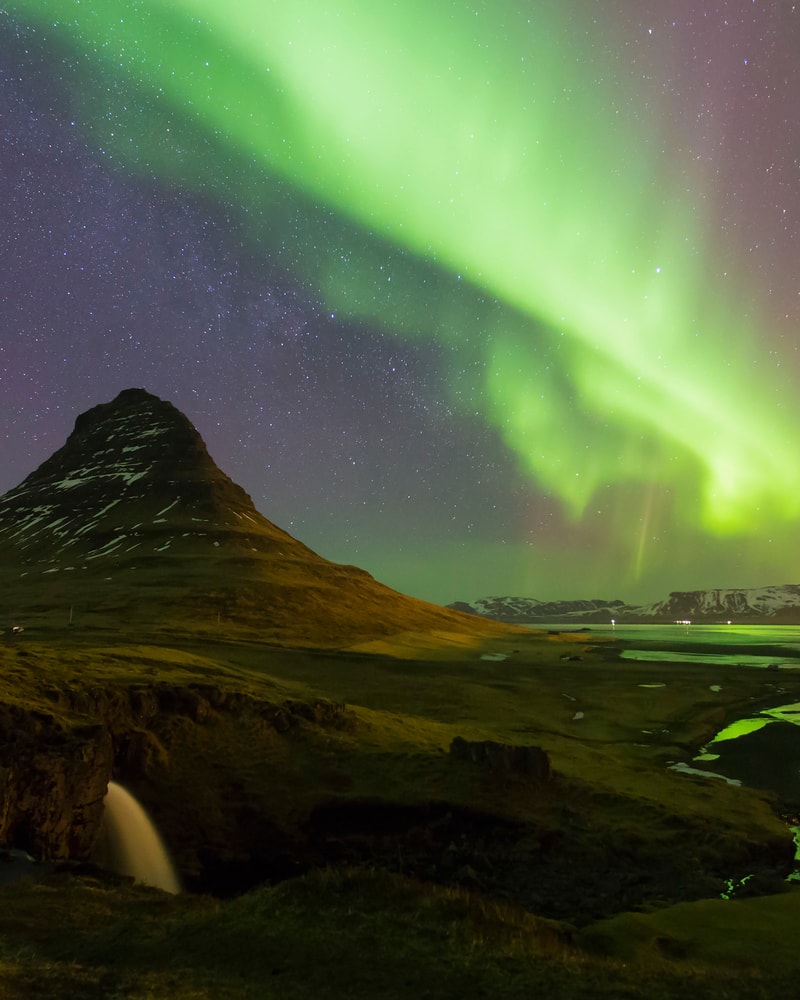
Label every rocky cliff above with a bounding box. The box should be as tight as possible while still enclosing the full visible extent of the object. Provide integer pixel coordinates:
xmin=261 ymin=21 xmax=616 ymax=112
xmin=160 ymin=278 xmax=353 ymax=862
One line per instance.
xmin=0 ymin=639 xmax=353 ymax=884
xmin=0 ymin=703 xmax=111 ymax=860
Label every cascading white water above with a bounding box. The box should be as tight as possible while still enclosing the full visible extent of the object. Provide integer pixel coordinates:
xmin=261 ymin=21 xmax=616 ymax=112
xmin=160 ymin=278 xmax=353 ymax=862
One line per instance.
xmin=97 ymin=781 xmax=181 ymax=894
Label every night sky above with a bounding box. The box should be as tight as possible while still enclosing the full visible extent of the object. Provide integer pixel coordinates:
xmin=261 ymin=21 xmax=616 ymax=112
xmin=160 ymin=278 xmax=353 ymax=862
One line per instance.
xmin=3 ymin=1 xmax=800 ymax=607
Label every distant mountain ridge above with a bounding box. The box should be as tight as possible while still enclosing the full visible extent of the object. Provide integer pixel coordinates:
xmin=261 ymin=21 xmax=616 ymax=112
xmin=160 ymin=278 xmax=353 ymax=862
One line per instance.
xmin=450 ymin=585 xmax=800 ymax=624
xmin=448 ymin=597 xmax=627 ymax=623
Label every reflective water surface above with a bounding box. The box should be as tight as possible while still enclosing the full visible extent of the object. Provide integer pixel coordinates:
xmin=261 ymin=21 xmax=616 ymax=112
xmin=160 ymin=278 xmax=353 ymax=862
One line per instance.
xmin=535 ymin=623 xmax=800 ymax=668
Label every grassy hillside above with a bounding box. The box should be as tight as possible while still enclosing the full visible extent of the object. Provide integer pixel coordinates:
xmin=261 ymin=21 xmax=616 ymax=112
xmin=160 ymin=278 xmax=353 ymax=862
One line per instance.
xmin=2 ymin=623 xmax=800 ymax=996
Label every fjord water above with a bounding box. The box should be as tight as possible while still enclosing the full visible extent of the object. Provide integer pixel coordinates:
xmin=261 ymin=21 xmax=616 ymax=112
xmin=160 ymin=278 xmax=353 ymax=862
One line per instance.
xmin=564 ymin=623 xmax=800 ymax=668
xmin=573 ymin=622 xmax=800 ymax=647
xmin=97 ymin=782 xmax=181 ymax=894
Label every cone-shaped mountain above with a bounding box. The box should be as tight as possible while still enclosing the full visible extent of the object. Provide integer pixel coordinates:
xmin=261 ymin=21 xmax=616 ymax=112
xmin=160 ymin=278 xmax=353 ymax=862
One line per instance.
xmin=0 ymin=389 xmax=505 ymax=645
xmin=1 ymin=388 xmax=322 ymax=565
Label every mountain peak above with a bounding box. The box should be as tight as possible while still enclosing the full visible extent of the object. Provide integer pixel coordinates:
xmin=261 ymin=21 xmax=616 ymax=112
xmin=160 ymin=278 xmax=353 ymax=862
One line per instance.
xmin=72 ymin=387 xmax=188 ymax=435
xmin=0 ymin=390 xmax=506 ymax=646
xmin=0 ymin=388 xmax=275 ymax=568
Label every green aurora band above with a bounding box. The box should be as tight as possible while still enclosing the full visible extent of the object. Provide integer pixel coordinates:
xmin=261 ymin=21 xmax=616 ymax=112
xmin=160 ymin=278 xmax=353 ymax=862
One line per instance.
xmin=11 ymin=0 xmax=800 ymax=579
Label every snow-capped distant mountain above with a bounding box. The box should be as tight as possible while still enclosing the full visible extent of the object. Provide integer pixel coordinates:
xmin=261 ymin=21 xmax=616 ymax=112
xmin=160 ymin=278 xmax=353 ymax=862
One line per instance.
xmin=450 ymin=585 xmax=800 ymax=624
xmin=635 ymin=585 xmax=800 ymax=622
xmin=448 ymin=596 xmax=627 ymax=623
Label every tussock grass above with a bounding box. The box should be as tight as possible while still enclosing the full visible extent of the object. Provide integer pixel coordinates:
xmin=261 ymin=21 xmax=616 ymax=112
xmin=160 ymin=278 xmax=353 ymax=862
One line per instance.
xmin=578 ymin=889 xmax=800 ymax=974
xmin=0 ymin=869 xmax=794 ymax=1000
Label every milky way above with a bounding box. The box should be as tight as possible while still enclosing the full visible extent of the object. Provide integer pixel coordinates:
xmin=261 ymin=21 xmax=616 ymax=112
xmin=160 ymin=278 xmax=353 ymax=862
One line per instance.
xmin=3 ymin=1 xmax=800 ymax=604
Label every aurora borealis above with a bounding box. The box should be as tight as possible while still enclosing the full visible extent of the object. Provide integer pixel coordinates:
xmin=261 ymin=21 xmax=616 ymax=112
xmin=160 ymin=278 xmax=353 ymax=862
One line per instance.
xmin=3 ymin=1 xmax=800 ymax=605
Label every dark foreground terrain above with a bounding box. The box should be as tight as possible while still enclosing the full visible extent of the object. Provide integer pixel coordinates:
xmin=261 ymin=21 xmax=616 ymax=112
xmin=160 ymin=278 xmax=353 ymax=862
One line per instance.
xmin=2 ymin=620 xmax=800 ymax=997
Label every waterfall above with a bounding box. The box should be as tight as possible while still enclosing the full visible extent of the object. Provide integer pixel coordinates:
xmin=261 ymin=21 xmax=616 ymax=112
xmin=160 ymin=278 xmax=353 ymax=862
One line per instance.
xmin=97 ymin=781 xmax=181 ymax=894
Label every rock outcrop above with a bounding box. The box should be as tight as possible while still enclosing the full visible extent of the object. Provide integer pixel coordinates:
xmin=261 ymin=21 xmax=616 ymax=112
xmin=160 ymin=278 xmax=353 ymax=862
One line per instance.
xmin=449 ymin=736 xmax=551 ymax=780
xmin=0 ymin=706 xmax=112 ymax=860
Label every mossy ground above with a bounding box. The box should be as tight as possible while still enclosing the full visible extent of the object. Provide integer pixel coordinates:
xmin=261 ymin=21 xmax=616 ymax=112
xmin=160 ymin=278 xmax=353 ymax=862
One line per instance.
xmin=0 ymin=868 xmax=797 ymax=1000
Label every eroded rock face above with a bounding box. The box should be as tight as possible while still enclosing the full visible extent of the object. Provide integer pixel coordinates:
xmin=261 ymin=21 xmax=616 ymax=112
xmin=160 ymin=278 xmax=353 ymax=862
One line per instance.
xmin=449 ymin=736 xmax=551 ymax=780
xmin=0 ymin=709 xmax=113 ymax=860
xmin=0 ymin=683 xmax=354 ymax=869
